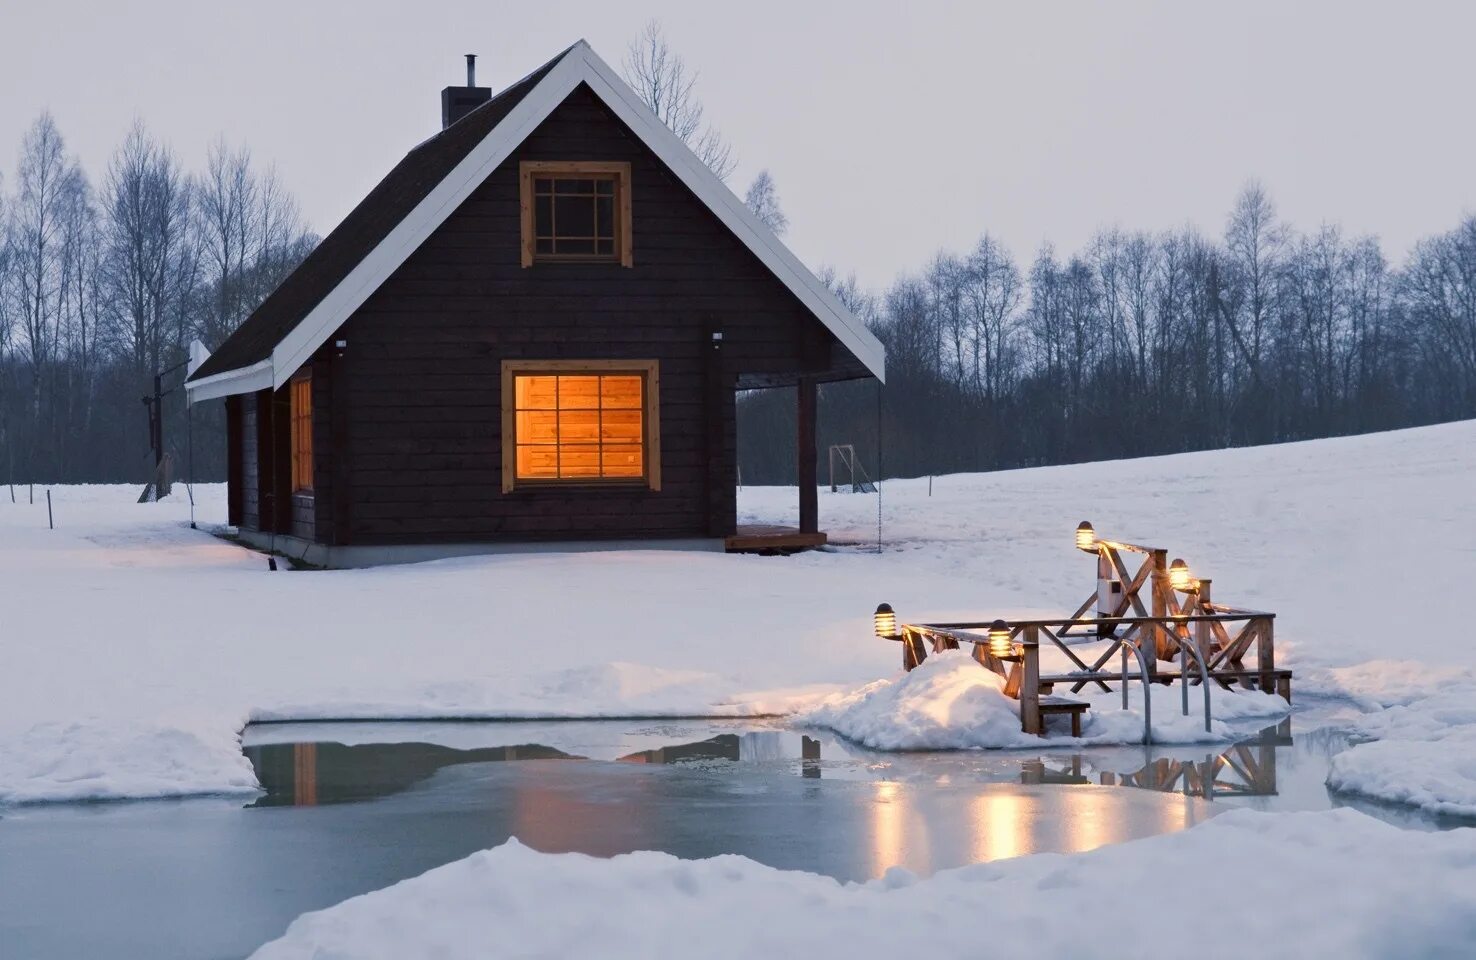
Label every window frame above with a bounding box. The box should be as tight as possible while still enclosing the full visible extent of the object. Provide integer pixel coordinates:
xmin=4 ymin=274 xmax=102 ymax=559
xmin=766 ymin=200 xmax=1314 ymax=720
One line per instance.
xmin=500 ymin=359 xmax=661 ymax=493
xmin=289 ymin=372 xmax=314 ymax=495
xmin=519 ymin=161 xmax=633 ymax=268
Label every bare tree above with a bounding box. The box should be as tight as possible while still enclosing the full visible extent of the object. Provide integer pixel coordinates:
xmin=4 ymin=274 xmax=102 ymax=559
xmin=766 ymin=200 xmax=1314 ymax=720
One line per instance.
xmin=195 ymin=138 xmax=309 ymax=349
xmin=744 ymin=169 xmax=788 ymax=235
xmin=101 ymin=122 xmax=197 ymax=380
xmin=1222 ymin=181 xmax=1286 ymax=382
xmin=962 ymin=233 xmax=1022 ymax=400
xmin=622 ymin=20 xmax=736 ymax=180
xmin=6 ymin=114 xmax=84 ymax=429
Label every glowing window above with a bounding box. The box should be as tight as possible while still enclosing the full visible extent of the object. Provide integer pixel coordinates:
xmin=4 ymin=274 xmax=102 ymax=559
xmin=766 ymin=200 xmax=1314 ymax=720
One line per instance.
xmin=501 ymin=361 xmax=660 ymax=491
xmin=289 ymin=374 xmax=313 ymax=493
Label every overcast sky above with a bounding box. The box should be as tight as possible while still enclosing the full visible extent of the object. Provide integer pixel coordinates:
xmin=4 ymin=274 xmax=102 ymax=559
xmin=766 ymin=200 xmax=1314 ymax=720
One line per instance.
xmin=2 ymin=1 xmax=1472 ymax=289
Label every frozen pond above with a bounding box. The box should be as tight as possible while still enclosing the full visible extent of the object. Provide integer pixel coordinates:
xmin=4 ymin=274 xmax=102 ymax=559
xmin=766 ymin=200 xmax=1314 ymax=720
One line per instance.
xmin=0 ymin=704 xmax=1461 ymax=959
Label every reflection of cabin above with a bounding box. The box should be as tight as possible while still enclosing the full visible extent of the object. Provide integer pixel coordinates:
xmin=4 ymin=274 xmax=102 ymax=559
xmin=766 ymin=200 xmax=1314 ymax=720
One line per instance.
xmin=185 ymin=42 xmax=884 ymax=567
xmin=245 ymin=740 xmax=577 ymax=806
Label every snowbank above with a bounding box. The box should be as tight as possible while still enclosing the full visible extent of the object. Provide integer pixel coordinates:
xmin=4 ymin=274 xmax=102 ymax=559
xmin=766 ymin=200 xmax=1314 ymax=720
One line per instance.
xmin=248 ymin=809 xmax=1476 ymax=960
xmin=798 ymin=651 xmax=1288 ymax=750
xmin=1326 ymin=686 xmax=1476 ymax=817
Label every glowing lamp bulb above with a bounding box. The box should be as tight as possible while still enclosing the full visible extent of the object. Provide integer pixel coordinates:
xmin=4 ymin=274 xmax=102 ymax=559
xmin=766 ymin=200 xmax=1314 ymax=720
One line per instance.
xmin=1076 ymin=521 xmax=1096 ymax=552
xmin=987 ymin=619 xmax=1013 ymax=658
xmin=1169 ymin=559 xmax=1193 ymax=592
xmin=874 ymin=603 xmax=897 ymax=638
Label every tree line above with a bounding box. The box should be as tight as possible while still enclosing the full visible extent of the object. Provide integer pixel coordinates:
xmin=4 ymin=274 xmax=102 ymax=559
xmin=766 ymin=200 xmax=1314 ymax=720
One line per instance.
xmin=738 ymin=185 xmax=1476 ymax=484
xmin=0 ymin=113 xmax=315 ymax=487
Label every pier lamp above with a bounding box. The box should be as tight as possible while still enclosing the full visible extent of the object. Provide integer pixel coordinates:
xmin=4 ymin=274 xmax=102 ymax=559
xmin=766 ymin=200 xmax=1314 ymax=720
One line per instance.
xmin=1169 ymin=559 xmax=1194 ymax=592
xmin=988 ymin=620 xmax=1014 ymax=659
xmin=1076 ymin=521 xmax=1096 ymax=552
xmin=874 ymin=603 xmax=899 ymax=639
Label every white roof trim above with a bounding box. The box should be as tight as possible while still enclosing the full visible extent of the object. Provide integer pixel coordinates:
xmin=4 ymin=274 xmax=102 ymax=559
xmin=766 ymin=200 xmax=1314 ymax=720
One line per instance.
xmin=185 ymin=358 xmax=273 ymax=404
xmin=200 ymin=40 xmax=884 ymax=399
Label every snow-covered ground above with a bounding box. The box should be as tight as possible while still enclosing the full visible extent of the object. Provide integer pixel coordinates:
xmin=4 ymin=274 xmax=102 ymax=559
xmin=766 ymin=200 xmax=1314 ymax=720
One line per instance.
xmin=250 ymin=811 xmax=1476 ymax=960
xmin=4 ymin=421 xmax=1476 ymax=955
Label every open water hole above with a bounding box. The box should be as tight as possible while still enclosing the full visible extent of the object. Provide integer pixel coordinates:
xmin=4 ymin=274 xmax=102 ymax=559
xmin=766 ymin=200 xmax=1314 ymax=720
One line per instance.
xmin=0 ymin=700 xmax=1464 ymax=960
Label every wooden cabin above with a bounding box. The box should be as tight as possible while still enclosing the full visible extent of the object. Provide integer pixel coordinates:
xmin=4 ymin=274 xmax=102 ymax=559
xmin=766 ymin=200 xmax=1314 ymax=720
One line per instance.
xmin=185 ymin=42 xmax=885 ymax=567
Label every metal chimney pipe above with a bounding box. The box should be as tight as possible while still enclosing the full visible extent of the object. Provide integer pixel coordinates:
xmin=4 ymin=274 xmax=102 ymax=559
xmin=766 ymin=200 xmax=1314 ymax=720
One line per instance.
xmin=465 ymin=54 xmax=477 ymax=88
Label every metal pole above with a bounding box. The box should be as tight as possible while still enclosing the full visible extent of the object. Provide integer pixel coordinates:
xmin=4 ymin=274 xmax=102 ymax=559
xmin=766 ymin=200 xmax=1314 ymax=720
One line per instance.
xmin=1181 ymin=636 xmax=1189 ymax=716
xmin=46 ymin=489 xmax=52 ymax=529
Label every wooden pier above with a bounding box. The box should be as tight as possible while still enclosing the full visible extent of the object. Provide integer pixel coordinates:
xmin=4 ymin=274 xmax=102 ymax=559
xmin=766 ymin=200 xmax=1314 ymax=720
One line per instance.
xmin=877 ymin=523 xmax=1288 ymax=742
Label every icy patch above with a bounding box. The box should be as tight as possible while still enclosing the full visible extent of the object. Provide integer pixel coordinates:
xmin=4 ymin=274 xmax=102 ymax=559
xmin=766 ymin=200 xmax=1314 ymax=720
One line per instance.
xmin=248 ymin=810 xmax=1476 ymax=960
xmin=0 ymin=718 xmax=258 ymax=804
xmin=796 ymin=652 xmax=1289 ymax=750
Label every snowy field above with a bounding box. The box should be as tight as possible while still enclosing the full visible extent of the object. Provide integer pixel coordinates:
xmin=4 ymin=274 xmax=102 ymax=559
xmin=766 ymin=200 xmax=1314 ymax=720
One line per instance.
xmin=3 ymin=419 xmax=1476 ymax=956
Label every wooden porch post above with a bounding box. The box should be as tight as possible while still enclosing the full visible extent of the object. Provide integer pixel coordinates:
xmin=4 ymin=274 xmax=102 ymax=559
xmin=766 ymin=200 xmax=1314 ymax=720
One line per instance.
xmin=797 ymin=376 xmax=818 ymax=534
xmin=1019 ymin=626 xmax=1042 ymax=735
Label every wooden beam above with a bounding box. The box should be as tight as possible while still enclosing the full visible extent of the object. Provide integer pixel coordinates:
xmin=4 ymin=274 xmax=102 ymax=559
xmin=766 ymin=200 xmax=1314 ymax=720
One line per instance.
xmin=797 ymin=376 xmax=818 ymax=535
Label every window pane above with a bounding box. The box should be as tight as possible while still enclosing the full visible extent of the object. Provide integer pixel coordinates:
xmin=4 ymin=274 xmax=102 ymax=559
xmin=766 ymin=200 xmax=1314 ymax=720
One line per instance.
xmin=534 ymin=178 xmax=554 ymax=194
xmin=600 ymin=376 xmax=643 ymax=409
xmin=595 ymin=196 xmax=614 ymax=239
xmin=535 ymin=238 xmax=554 ymax=254
xmin=601 ymin=409 xmax=642 ymax=442
xmin=558 ymin=409 xmax=599 ymax=443
xmin=517 ymin=445 xmax=559 ymax=479
xmin=516 ymin=410 xmax=558 ymax=445
xmin=515 ymin=375 xmax=559 ymax=410
xmin=602 ymin=446 xmax=643 ymax=477
xmin=554 ymin=238 xmax=596 ymax=255
xmin=558 ymin=376 xmax=600 ymax=408
xmin=557 ymin=179 xmax=596 ymax=195
xmin=595 ymin=179 xmax=614 ymax=196
xmin=534 ymin=195 xmax=552 ymax=236
xmin=553 ymin=196 xmax=595 ymax=239
xmin=559 ymin=445 xmax=601 ymax=478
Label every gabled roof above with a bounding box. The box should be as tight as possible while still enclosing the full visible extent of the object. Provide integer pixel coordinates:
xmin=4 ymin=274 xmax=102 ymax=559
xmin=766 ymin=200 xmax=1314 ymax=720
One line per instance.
xmin=187 ymin=41 xmax=885 ymax=401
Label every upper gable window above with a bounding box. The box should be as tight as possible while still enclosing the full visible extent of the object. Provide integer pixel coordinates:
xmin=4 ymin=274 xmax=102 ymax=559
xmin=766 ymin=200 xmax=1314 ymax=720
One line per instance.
xmin=520 ymin=161 xmax=633 ymax=268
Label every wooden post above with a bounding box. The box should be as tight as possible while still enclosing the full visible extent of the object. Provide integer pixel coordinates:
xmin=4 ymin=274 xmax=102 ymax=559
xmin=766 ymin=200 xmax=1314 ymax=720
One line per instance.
xmin=1194 ymin=579 xmax=1213 ymax=663
xmin=1096 ymin=546 xmax=1115 ymax=638
xmin=797 ymin=376 xmax=818 ymax=535
xmin=1257 ymin=616 xmax=1276 ymax=695
xmin=1020 ymin=626 xmax=1042 ymax=735
xmin=1150 ymin=549 xmax=1169 ymax=668
xmin=901 ymin=628 xmax=928 ymax=672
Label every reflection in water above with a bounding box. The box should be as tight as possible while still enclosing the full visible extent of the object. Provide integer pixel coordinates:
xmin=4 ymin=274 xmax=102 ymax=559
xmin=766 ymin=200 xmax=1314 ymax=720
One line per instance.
xmin=619 ymin=734 xmax=741 ymax=765
xmin=245 ymin=740 xmax=580 ymax=807
xmin=871 ymin=781 xmax=909 ymax=877
xmin=971 ymin=791 xmax=1028 ymax=863
xmin=1025 ymin=718 xmax=1291 ymax=801
xmin=240 ymin=721 xmax=1291 ymax=880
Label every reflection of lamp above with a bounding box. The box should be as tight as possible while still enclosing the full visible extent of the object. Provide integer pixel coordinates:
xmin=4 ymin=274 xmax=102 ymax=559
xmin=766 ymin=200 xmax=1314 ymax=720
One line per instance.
xmin=874 ymin=603 xmax=898 ymax=639
xmin=1169 ymin=558 xmax=1193 ymax=592
xmin=1076 ymin=521 xmax=1096 ymax=552
xmin=988 ymin=619 xmax=1014 ymax=658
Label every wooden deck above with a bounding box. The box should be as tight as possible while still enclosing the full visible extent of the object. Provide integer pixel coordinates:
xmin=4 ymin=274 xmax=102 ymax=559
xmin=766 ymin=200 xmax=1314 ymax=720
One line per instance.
xmin=724 ymin=524 xmax=828 ymax=554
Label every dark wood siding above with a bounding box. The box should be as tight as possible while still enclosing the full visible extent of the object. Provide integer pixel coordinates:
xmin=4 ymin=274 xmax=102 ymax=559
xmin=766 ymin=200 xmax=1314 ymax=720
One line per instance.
xmin=241 ymin=392 xmax=260 ymax=530
xmin=226 ymin=395 xmax=244 ymax=527
xmin=322 ymin=84 xmax=854 ymax=545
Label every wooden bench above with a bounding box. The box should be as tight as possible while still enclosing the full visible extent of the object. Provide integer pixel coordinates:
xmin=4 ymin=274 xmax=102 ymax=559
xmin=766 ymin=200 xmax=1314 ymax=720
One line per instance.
xmin=1038 ymin=696 xmax=1090 ymax=737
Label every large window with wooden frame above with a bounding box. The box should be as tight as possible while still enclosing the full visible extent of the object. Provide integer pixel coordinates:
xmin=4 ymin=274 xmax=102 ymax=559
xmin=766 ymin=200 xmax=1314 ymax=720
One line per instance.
xmin=289 ymin=374 xmax=313 ymax=494
xmin=519 ymin=161 xmax=632 ymax=267
xmin=500 ymin=360 xmax=660 ymax=492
